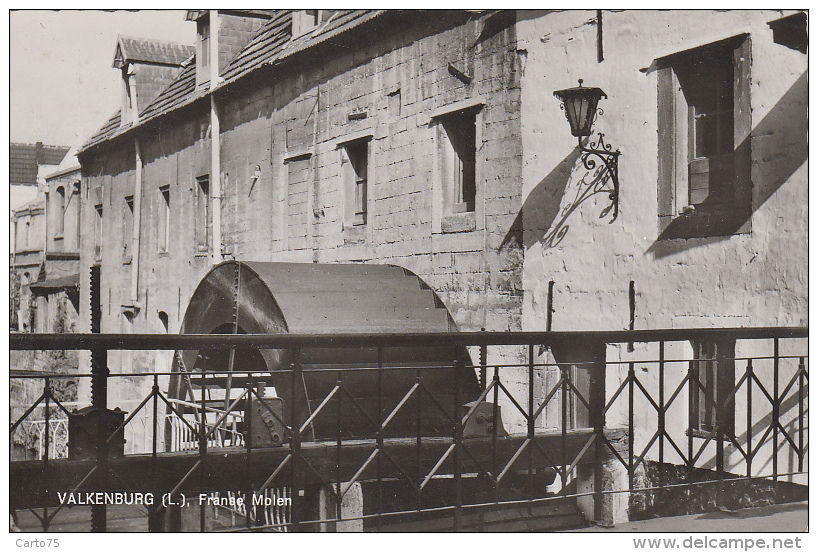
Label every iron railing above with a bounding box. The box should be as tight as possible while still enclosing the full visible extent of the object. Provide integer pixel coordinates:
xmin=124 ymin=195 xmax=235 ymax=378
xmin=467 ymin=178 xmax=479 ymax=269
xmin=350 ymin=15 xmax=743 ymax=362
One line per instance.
xmin=9 ymin=327 xmax=808 ymax=532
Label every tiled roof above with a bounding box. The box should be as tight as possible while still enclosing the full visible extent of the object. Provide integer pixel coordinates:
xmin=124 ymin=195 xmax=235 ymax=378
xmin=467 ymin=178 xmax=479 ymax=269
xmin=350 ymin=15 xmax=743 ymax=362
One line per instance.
xmin=83 ymin=110 xmax=123 ymax=151
xmin=220 ymin=10 xmax=292 ymax=81
xmin=81 ymin=9 xmax=388 ymax=154
xmin=116 ymin=36 xmax=195 ymax=67
xmin=10 ymin=143 xmax=70 ymax=184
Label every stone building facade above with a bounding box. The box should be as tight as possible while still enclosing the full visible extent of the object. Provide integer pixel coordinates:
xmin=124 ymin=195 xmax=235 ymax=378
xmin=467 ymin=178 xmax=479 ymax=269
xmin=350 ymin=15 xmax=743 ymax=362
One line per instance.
xmin=76 ymin=10 xmax=806 ymax=477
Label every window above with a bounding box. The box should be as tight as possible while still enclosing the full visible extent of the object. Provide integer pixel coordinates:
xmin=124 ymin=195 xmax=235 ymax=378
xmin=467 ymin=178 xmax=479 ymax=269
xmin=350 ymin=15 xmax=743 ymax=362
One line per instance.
xmin=123 ymin=196 xmax=134 ymax=262
xmin=196 ymin=176 xmax=210 ymax=252
xmin=159 ymin=185 xmax=170 ymax=253
xmin=690 ymin=339 xmax=736 ymax=437
xmin=657 ymin=35 xmax=751 ymax=238
xmin=55 ymin=186 xmax=66 ymax=237
xmin=94 ymin=204 xmax=103 ymax=261
xmin=24 ymin=221 xmax=30 ymax=247
xmin=440 ymin=108 xmax=477 ymax=213
xmin=343 ymin=140 xmax=369 ymax=226
xmin=199 ymin=16 xmax=210 ymax=69
xmin=291 ymin=10 xmax=333 ymax=38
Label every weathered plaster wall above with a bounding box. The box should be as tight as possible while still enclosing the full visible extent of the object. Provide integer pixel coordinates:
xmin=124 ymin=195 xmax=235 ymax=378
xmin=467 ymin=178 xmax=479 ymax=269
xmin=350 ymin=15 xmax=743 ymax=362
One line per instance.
xmin=217 ymin=11 xmax=523 ymax=333
xmin=517 ymin=9 xmax=807 ymax=477
xmin=78 ymin=12 xmax=526 ymax=436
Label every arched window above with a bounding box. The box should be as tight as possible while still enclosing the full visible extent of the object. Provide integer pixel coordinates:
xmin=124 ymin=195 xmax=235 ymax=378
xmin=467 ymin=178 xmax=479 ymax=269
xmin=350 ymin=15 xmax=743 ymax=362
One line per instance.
xmin=158 ymin=311 xmax=169 ymax=333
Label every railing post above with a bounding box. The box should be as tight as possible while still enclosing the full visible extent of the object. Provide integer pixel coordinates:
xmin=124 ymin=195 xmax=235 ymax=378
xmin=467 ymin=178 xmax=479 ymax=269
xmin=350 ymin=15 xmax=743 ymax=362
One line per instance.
xmin=290 ymin=350 xmax=302 ymax=532
xmin=376 ymin=345 xmax=384 ymax=532
xmin=480 ymin=328 xmax=487 ymax=391
xmin=627 ymin=361 xmax=635 ymax=494
xmin=527 ymin=344 xmax=535 ymax=515
xmin=90 ymin=344 xmax=108 ymax=533
xmin=772 ymin=338 xmax=779 ymax=483
xmin=658 ymin=341 xmax=665 ymax=502
xmin=746 ymin=359 xmax=753 ymax=481
xmin=43 ymin=377 xmax=51 ymax=532
xmin=798 ymin=357 xmax=805 ymax=473
xmin=148 ymin=375 xmax=163 ymax=532
xmin=589 ymin=340 xmax=606 ymax=523
xmin=453 ymin=357 xmax=463 ymax=532
xmin=245 ymin=380 xmax=254 ymax=529
xmin=199 ymin=371 xmax=207 ymax=532
xmin=715 ymin=352 xmax=724 ymax=510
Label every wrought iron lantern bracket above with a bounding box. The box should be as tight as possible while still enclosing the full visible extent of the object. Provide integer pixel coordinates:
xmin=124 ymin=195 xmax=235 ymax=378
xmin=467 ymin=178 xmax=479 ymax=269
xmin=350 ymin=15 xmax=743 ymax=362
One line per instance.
xmin=578 ymin=133 xmax=621 ymax=221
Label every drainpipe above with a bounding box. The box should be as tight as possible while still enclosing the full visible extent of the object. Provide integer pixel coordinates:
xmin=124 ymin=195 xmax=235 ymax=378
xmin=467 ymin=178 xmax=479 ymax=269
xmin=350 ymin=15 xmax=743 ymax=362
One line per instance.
xmin=209 ymin=9 xmax=222 ymax=265
xmin=131 ymin=137 xmax=143 ymax=307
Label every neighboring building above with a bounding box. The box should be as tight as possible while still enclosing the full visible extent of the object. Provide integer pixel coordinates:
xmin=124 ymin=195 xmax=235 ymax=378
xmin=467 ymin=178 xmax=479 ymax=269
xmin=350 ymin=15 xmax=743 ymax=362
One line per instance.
xmin=10 ymin=142 xmax=71 ymax=331
xmin=10 ymin=147 xmax=81 ymax=460
xmin=76 ymin=8 xmax=806 ymax=500
xmin=9 ymin=142 xmax=70 ymax=211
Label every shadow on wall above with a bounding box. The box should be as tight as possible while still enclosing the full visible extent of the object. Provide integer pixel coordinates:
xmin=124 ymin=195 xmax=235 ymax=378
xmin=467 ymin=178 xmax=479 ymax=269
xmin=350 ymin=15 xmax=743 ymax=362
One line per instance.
xmin=647 ymin=69 xmax=807 ymax=259
xmin=503 ymin=143 xmax=616 ymax=251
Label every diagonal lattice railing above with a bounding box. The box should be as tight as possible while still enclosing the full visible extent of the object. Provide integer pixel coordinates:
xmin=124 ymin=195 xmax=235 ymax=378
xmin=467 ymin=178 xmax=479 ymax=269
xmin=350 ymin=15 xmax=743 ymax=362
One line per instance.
xmin=10 ymin=327 xmax=808 ymax=532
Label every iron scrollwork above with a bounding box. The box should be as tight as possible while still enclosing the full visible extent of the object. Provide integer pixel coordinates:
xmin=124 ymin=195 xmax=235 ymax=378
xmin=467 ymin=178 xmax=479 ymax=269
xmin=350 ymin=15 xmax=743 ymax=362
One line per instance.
xmin=579 ymin=131 xmax=620 ymax=222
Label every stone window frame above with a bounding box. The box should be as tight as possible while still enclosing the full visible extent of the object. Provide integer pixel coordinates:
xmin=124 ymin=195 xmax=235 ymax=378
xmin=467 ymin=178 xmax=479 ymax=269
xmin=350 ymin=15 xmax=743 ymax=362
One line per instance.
xmin=430 ymin=97 xmax=485 ymax=235
xmin=336 ymin=131 xmax=374 ymax=232
xmin=657 ymin=34 xmax=752 ymax=239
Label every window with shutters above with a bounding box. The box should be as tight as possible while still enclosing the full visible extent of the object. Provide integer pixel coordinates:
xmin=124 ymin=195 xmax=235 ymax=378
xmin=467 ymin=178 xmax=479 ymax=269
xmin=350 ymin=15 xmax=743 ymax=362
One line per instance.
xmin=657 ymin=35 xmax=751 ymax=239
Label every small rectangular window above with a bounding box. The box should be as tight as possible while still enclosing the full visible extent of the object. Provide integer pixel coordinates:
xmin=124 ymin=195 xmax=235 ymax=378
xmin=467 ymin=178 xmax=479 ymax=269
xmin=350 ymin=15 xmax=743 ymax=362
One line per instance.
xmin=94 ymin=204 xmax=103 ymax=261
xmin=196 ymin=176 xmax=210 ymax=252
xmin=199 ymin=17 xmax=210 ymax=68
xmin=344 ymin=140 xmax=369 ymax=226
xmin=159 ymin=185 xmax=170 ymax=253
xmin=440 ymin=109 xmax=477 ymax=213
xmin=123 ymin=196 xmax=134 ymax=262
xmin=690 ymin=339 xmax=736 ymax=438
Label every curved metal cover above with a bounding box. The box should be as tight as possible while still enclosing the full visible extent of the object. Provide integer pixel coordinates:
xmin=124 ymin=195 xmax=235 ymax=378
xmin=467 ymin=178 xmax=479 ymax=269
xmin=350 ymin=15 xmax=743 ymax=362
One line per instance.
xmin=174 ymin=261 xmax=479 ymax=439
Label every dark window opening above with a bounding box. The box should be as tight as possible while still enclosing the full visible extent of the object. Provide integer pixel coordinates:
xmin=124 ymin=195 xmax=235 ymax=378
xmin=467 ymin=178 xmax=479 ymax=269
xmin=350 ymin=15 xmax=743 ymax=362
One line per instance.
xmin=196 ymin=176 xmax=210 ymax=252
xmin=123 ymin=196 xmax=134 ymax=262
xmin=676 ymin=49 xmax=734 ymax=207
xmin=690 ymin=339 xmax=736 ymax=438
xmin=159 ymin=185 xmax=170 ymax=253
xmin=441 ymin=109 xmax=477 ymax=213
xmin=94 ymin=204 xmax=103 ymax=261
xmin=345 ymin=140 xmax=369 ymax=226
xmin=198 ymin=16 xmax=210 ymax=68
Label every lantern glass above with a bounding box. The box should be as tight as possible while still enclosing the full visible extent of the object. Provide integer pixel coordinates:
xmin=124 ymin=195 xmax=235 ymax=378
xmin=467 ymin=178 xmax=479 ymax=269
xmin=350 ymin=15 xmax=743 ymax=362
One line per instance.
xmin=554 ymin=82 xmax=607 ymax=138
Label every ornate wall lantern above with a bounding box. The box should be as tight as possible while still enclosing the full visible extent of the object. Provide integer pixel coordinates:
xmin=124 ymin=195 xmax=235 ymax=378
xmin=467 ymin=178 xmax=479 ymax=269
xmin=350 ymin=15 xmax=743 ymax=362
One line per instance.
xmin=554 ymin=80 xmax=621 ymax=220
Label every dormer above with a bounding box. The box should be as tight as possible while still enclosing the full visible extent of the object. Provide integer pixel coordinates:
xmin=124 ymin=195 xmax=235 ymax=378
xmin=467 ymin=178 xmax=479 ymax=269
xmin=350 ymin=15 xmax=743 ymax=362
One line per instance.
xmin=291 ymin=9 xmax=335 ymax=39
xmin=112 ymin=36 xmax=195 ymax=126
xmin=186 ymin=10 xmax=274 ymax=90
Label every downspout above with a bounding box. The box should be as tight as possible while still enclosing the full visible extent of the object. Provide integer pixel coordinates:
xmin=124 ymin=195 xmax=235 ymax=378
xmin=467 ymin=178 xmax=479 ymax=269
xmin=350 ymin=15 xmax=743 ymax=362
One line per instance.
xmin=210 ymin=9 xmax=222 ymax=265
xmin=131 ymin=137 xmax=143 ymax=307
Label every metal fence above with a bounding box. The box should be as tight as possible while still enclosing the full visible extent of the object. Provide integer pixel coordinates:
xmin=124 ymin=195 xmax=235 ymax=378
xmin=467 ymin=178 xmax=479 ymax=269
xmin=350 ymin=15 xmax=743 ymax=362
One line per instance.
xmin=9 ymin=327 xmax=808 ymax=532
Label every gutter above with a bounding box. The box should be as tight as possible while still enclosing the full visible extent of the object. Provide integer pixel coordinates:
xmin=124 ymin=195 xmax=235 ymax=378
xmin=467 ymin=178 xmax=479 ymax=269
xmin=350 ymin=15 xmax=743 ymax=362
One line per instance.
xmin=210 ymin=9 xmax=222 ymax=266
